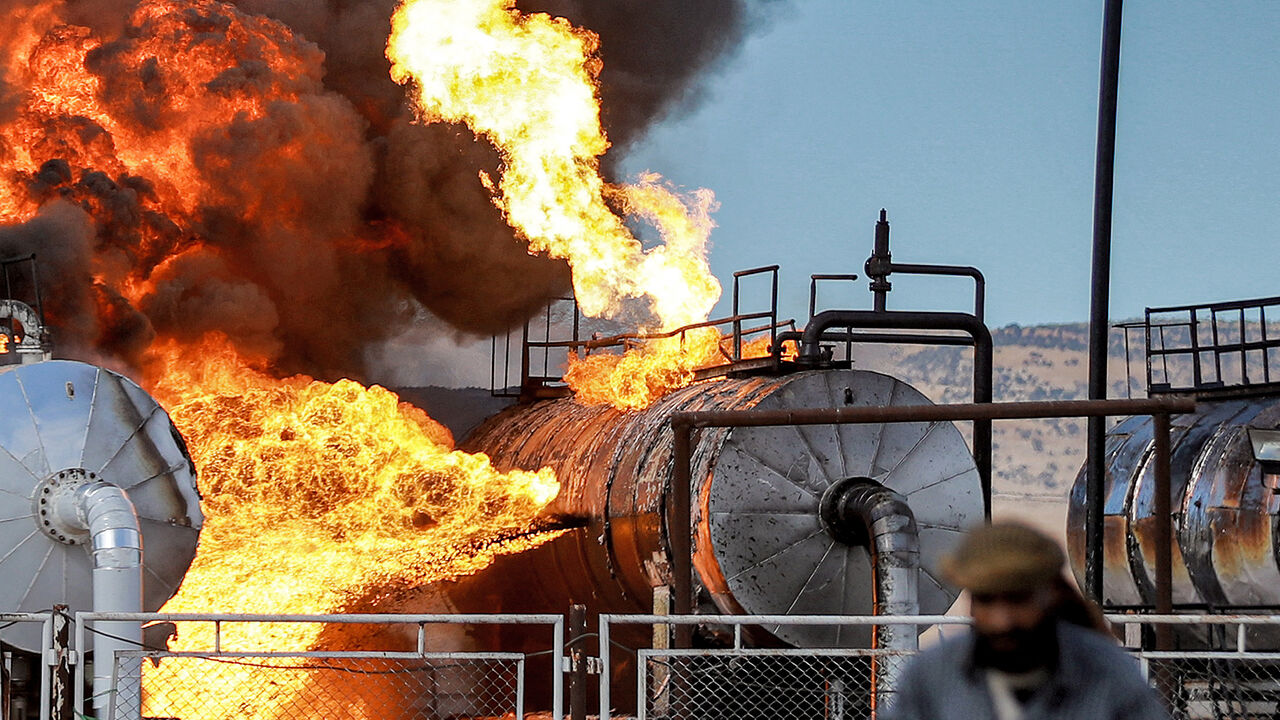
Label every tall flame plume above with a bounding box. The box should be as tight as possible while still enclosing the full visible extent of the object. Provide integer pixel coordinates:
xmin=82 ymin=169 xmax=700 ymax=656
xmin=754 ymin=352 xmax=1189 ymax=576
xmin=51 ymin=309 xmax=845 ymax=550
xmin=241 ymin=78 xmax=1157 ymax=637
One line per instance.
xmin=388 ymin=0 xmax=726 ymax=408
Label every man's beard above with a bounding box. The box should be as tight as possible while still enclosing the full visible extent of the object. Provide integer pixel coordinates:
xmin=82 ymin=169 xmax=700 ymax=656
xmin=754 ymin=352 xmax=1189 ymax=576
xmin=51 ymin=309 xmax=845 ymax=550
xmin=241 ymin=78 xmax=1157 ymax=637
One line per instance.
xmin=972 ymin=619 xmax=1059 ymax=673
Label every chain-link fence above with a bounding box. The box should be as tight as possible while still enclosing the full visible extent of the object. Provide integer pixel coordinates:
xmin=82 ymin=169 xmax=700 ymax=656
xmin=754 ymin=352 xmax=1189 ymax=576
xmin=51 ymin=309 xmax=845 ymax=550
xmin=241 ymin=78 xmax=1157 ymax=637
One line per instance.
xmin=638 ymin=650 xmax=912 ymax=720
xmin=600 ymin=614 xmax=966 ymax=720
xmin=109 ymin=652 xmax=523 ymax=720
xmin=604 ymin=613 xmax=1280 ymax=720
xmin=74 ymin=612 xmax=564 ymax=720
xmin=59 ymin=610 xmax=1280 ymax=720
xmin=1143 ymin=655 xmax=1280 ymax=720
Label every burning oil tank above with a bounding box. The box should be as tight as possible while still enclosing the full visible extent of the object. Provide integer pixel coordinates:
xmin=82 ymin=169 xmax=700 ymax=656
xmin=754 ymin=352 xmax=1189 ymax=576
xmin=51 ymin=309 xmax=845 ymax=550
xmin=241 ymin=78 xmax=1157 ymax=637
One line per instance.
xmin=462 ymin=368 xmax=984 ymax=647
xmin=1066 ymin=396 xmax=1280 ymax=609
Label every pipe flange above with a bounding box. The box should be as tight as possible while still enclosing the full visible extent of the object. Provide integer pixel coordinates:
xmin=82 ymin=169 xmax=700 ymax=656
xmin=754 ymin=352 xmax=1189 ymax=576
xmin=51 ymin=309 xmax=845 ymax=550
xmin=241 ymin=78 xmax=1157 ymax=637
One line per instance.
xmin=33 ymin=468 xmax=96 ymax=545
xmin=819 ymin=476 xmax=875 ymax=547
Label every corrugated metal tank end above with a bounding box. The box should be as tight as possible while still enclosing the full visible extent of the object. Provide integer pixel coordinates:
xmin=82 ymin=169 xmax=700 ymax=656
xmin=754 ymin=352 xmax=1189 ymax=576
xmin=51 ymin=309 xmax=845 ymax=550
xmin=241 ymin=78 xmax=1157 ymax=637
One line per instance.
xmin=0 ymin=360 xmax=203 ymax=652
xmin=1067 ymin=396 xmax=1280 ymax=611
xmin=462 ymin=369 xmax=984 ymax=648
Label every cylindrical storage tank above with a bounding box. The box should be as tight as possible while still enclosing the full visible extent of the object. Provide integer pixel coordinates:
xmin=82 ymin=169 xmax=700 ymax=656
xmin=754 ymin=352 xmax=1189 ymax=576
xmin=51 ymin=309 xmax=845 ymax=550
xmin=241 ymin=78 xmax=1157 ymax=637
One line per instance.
xmin=0 ymin=360 xmax=203 ymax=651
xmin=464 ymin=369 xmax=984 ymax=647
xmin=1067 ymin=396 xmax=1280 ymax=609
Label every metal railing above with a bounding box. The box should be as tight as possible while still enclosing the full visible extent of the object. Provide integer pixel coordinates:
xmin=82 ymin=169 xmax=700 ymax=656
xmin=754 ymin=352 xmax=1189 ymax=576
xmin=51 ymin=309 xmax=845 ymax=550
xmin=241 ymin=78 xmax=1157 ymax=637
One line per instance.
xmin=600 ymin=613 xmax=1280 ymax=720
xmin=1117 ymin=295 xmax=1280 ymax=397
xmin=73 ymin=612 xmax=564 ymax=720
xmin=599 ymin=614 xmax=969 ymax=720
xmin=0 ymin=612 xmax=54 ymax=720
xmin=50 ymin=609 xmax=1280 ymax=719
xmin=1112 ymin=614 xmax=1280 ymax=720
xmin=489 ymin=266 xmax=789 ymax=399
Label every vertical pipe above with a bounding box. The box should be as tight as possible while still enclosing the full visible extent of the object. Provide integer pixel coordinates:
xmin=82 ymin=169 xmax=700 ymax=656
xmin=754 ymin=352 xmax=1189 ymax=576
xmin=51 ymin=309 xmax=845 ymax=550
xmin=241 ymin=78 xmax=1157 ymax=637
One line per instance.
xmin=869 ymin=210 xmax=891 ymax=313
xmin=597 ymin=616 xmax=611 ymax=720
xmin=1086 ymin=0 xmax=1124 ymax=606
xmin=771 ymin=268 xmax=779 ymax=361
xmin=670 ymin=421 xmax=692 ymax=649
xmin=40 ymin=616 xmax=52 ymax=720
xmin=53 ymin=609 xmax=71 ymax=720
xmin=1153 ymin=412 xmax=1173 ymax=650
xmin=28 ymin=255 xmax=44 ymax=330
xmin=516 ymin=657 xmax=526 ymax=720
xmin=732 ymin=275 xmax=742 ymax=361
xmin=973 ymin=336 xmax=994 ymax=519
xmin=568 ymin=604 xmax=586 ymax=720
xmin=552 ymin=617 xmax=564 ymax=720
xmin=520 ymin=323 xmax=531 ymax=398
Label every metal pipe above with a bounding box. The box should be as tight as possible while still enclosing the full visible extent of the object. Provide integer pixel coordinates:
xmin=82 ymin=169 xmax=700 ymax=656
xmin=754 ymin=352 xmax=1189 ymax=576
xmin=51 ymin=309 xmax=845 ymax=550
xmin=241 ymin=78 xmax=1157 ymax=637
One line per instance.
xmin=671 ymin=424 xmax=692 ymax=649
xmin=775 ymin=329 xmax=976 ymax=351
xmin=808 ymin=274 xmax=860 ymax=320
xmin=1086 ymin=0 xmax=1125 ymax=607
xmin=798 ymin=309 xmax=994 ymax=515
xmin=668 ymin=397 xmax=1193 ymax=657
xmin=678 ymin=397 xmax=1192 ymax=429
xmin=886 ymin=263 xmax=986 ymax=324
xmin=568 ymin=604 xmax=586 ymax=720
xmin=819 ymin=480 xmax=919 ymax=698
xmin=867 ymin=210 xmax=892 ymax=312
xmin=73 ymin=482 xmax=143 ymax=720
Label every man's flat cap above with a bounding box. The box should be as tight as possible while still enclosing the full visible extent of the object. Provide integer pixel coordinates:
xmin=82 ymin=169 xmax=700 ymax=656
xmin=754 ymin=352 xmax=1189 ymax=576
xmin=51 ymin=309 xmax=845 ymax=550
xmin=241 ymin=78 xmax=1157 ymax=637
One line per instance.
xmin=942 ymin=522 xmax=1065 ymax=594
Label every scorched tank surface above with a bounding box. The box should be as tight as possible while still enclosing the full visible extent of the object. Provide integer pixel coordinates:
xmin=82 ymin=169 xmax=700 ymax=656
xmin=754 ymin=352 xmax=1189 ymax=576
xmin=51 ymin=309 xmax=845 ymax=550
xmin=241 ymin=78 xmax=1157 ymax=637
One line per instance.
xmin=464 ymin=368 xmax=984 ymax=647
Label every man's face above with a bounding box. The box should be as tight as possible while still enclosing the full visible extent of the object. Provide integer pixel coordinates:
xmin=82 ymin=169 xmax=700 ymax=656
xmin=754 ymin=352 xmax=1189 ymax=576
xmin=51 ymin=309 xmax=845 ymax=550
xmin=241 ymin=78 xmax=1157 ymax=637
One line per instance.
xmin=969 ymin=586 xmax=1056 ymax=669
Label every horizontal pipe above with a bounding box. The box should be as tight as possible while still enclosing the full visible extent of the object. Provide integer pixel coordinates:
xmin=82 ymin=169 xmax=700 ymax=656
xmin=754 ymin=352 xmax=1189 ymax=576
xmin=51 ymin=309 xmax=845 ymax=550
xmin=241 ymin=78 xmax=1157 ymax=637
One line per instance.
xmin=601 ymin=614 xmax=969 ymax=626
xmin=887 ymin=262 xmax=986 ymax=322
xmin=672 ymin=397 xmax=1195 ymax=430
xmin=733 ymin=265 xmax=780 ymax=278
xmin=799 ymin=310 xmax=990 ymax=360
xmin=78 ymin=612 xmax=566 ymax=624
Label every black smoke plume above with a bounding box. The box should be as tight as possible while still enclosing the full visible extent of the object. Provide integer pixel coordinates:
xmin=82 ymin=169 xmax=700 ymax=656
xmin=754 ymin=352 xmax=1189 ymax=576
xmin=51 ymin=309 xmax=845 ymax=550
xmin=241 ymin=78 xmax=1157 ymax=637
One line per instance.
xmin=0 ymin=0 xmax=764 ymax=383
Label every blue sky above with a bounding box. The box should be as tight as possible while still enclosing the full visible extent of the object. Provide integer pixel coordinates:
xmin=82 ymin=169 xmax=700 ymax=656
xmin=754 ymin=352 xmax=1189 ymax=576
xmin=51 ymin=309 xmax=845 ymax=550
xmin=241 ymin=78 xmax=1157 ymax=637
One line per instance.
xmin=618 ymin=1 xmax=1280 ymax=328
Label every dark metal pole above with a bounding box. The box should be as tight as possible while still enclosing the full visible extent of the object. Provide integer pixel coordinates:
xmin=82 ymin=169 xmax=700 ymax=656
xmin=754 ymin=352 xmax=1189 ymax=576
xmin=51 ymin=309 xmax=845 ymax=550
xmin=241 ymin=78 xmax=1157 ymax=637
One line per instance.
xmin=1153 ymin=412 xmax=1173 ymax=650
xmin=671 ymin=420 xmax=693 ymax=649
xmin=1086 ymin=0 xmax=1125 ymax=606
xmin=867 ymin=210 xmax=892 ymax=312
xmin=568 ymin=603 xmax=587 ymax=720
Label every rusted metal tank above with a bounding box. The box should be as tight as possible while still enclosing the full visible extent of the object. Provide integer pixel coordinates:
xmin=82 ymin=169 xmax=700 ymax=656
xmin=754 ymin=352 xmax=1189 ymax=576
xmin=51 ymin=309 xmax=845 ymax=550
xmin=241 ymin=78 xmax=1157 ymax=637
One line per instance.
xmin=1066 ymin=396 xmax=1280 ymax=609
xmin=463 ymin=368 xmax=984 ymax=647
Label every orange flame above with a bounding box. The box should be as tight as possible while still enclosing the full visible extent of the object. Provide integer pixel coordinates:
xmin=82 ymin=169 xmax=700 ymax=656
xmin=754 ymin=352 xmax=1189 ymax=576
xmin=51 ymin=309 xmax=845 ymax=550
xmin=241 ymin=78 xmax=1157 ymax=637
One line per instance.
xmin=388 ymin=0 xmax=726 ymax=408
xmin=141 ymin=336 xmax=560 ymax=717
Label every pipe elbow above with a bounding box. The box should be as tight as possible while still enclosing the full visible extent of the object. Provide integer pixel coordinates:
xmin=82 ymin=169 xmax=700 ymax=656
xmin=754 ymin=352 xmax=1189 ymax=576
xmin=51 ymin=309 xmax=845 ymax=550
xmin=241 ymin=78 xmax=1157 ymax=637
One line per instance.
xmin=75 ymin=482 xmax=142 ymax=569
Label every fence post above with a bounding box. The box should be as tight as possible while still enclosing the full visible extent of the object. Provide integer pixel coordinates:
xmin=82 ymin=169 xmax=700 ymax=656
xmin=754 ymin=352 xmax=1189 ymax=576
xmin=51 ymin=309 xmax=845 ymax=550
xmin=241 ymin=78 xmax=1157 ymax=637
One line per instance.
xmin=50 ymin=608 xmax=72 ymax=720
xmin=569 ymin=604 xmax=587 ymax=720
xmin=652 ymin=588 xmax=670 ymax=718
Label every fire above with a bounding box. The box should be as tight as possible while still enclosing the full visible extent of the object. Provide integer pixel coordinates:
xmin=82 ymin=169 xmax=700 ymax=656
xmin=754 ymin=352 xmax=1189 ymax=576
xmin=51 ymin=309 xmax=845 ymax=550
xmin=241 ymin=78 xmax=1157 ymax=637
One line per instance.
xmin=564 ymin=328 xmax=724 ymax=410
xmin=388 ymin=0 xmax=724 ymax=407
xmin=141 ymin=336 xmax=560 ymax=718
xmin=0 ymin=0 xmax=738 ymax=713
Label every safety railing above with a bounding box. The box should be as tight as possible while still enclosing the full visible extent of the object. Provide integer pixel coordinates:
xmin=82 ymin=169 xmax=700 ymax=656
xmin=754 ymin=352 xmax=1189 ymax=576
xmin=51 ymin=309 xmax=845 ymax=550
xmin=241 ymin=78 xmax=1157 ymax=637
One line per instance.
xmin=599 ymin=614 xmax=969 ymax=720
xmin=601 ymin=613 xmax=1280 ymax=720
xmin=1111 ymin=614 xmax=1280 ymax=720
xmin=1116 ymin=295 xmax=1280 ymax=396
xmin=0 ymin=612 xmax=55 ymax=720
xmin=53 ymin=610 xmax=1280 ymax=719
xmin=73 ymin=612 xmax=564 ymax=720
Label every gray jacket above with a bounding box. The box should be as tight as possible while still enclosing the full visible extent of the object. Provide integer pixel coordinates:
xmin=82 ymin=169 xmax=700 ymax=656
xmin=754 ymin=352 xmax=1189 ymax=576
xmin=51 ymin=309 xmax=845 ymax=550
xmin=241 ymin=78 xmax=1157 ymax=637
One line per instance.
xmin=884 ymin=622 xmax=1169 ymax=720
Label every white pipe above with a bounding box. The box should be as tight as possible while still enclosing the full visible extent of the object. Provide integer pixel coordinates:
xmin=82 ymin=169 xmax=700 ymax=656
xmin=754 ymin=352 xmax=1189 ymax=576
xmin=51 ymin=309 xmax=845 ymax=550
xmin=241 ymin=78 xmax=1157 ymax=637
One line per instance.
xmin=73 ymin=482 xmax=143 ymax=720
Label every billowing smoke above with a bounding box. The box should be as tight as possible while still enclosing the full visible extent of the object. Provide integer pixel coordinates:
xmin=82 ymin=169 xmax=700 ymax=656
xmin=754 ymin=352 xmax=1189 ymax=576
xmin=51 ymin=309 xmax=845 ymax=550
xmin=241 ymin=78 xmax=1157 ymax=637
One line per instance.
xmin=0 ymin=0 xmax=763 ymax=384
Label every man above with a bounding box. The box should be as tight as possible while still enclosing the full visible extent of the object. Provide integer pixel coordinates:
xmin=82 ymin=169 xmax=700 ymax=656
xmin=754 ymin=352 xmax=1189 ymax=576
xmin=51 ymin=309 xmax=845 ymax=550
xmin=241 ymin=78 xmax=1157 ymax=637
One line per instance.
xmin=884 ymin=522 xmax=1168 ymax=720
